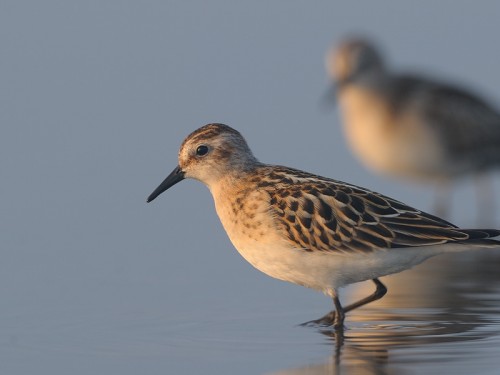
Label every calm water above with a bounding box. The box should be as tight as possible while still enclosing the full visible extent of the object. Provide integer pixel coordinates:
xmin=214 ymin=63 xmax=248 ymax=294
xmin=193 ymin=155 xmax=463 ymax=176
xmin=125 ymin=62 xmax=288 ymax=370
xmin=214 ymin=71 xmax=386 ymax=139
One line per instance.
xmin=3 ymin=2 xmax=500 ymax=374
xmin=2 ymin=251 xmax=499 ymax=375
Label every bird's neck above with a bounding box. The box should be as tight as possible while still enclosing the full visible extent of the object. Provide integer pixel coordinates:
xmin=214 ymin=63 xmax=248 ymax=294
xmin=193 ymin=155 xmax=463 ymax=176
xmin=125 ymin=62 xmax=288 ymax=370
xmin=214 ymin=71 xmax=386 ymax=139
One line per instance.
xmin=339 ymin=67 xmax=389 ymax=91
xmin=207 ymin=162 xmax=261 ymax=196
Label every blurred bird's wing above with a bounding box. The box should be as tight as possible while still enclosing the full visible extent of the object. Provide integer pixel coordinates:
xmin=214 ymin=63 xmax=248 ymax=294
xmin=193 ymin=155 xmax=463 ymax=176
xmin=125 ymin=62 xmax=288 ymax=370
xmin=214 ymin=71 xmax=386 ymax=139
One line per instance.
xmin=392 ymin=75 xmax=500 ymax=166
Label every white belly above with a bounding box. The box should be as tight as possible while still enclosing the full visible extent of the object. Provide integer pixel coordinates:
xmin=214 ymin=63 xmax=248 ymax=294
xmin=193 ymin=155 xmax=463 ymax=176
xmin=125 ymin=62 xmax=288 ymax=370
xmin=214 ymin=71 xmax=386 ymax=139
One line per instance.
xmin=226 ymin=236 xmax=448 ymax=298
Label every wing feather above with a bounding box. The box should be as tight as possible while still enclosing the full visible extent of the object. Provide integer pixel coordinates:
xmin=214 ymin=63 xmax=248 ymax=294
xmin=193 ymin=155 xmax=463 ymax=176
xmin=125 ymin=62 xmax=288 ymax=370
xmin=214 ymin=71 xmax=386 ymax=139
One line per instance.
xmin=391 ymin=75 xmax=500 ymax=167
xmin=263 ymin=166 xmax=499 ymax=253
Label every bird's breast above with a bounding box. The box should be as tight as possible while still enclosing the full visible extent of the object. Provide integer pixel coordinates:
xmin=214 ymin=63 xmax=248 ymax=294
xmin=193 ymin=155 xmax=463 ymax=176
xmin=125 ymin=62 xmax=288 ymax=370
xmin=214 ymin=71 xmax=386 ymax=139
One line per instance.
xmin=211 ymin=185 xmax=324 ymax=286
xmin=212 ymin=187 xmax=282 ymax=251
xmin=338 ymin=86 xmax=447 ymax=180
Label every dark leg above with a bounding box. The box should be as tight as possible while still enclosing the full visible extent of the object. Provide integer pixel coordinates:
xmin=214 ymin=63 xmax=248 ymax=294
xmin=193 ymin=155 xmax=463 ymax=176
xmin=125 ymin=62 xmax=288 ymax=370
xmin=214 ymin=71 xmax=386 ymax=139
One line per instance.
xmin=300 ymin=295 xmax=346 ymax=329
xmin=343 ymin=279 xmax=387 ymax=313
xmin=333 ymin=295 xmax=345 ymax=329
xmin=300 ymin=309 xmax=336 ymax=327
xmin=300 ymin=279 xmax=387 ymax=328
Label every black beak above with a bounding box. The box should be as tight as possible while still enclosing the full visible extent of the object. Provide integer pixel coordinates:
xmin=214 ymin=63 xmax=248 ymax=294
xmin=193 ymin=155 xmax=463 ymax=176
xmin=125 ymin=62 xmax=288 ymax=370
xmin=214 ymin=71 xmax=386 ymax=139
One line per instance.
xmin=147 ymin=165 xmax=185 ymax=203
xmin=320 ymin=83 xmax=338 ymax=111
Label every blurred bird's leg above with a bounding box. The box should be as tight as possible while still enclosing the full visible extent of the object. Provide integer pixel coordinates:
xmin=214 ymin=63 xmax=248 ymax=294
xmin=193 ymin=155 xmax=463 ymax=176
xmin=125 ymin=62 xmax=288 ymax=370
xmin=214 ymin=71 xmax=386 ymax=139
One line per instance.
xmin=433 ymin=179 xmax=452 ymax=219
xmin=319 ymin=83 xmax=338 ymax=111
xmin=475 ymin=172 xmax=496 ymax=226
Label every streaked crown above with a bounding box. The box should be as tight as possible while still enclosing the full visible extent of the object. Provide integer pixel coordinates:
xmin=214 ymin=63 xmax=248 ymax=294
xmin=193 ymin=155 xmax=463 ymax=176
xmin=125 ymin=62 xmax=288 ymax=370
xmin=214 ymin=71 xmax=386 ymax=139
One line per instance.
xmin=178 ymin=123 xmax=259 ymax=185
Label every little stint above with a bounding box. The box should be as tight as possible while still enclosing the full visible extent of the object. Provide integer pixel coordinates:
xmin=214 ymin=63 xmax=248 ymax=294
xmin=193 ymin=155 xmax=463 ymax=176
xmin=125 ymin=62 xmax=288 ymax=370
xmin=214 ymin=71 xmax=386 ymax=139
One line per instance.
xmin=326 ymin=38 xmax=500 ymax=221
xmin=147 ymin=123 xmax=500 ymax=329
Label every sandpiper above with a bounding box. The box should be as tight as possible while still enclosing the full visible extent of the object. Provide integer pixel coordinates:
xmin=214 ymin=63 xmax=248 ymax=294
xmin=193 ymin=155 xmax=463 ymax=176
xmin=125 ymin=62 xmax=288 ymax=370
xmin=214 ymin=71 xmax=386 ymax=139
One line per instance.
xmin=147 ymin=123 xmax=500 ymax=329
xmin=325 ymin=38 xmax=500 ymax=220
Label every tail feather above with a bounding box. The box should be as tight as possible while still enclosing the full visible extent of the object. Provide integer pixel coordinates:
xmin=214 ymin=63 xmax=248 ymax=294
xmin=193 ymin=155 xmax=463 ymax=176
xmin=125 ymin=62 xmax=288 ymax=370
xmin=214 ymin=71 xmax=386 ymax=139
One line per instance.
xmin=458 ymin=228 xmax=500 ymax=248
xmin=462 ymin=228 xmax=500 ymax=240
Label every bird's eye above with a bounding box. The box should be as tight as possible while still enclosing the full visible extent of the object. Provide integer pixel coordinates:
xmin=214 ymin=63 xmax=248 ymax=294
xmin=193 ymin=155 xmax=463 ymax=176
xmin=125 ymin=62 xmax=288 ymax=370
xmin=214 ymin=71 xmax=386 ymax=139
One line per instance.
xmin=196 ymin=145 xmax=209 ymax=156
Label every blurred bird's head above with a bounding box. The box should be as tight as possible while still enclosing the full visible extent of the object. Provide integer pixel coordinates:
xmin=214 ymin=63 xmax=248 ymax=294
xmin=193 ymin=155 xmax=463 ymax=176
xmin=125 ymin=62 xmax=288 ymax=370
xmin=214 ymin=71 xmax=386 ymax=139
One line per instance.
xmin=326 ymin=37 xmax=386 ymax=88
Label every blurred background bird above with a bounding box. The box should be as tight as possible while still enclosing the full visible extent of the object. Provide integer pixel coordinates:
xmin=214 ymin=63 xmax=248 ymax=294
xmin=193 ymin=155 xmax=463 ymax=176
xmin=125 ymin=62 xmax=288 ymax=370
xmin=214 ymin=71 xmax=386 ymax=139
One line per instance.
xmin=325 ymin=37 xmax=500 ymax=224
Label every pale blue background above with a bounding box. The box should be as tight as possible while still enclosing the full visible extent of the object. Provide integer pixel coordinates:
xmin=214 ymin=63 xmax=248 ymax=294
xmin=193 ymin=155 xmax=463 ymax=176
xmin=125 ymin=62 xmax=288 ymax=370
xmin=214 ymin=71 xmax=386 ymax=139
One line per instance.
xmin=2 ymin=1 xmax=500 ymax=374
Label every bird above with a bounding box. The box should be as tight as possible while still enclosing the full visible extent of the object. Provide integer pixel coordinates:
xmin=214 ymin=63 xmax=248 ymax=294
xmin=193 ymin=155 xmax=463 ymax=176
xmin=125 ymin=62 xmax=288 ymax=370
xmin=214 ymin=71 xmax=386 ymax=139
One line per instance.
xmin=325 ymin=37 xmax=500 ymax=221
xmin=147 ymin=123 xmax=500 ymax=329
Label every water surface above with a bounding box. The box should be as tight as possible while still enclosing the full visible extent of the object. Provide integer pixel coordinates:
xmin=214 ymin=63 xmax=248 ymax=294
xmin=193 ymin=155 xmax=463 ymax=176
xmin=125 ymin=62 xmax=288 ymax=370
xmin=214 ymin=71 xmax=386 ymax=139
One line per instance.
xmin=2 ymin=251 xmax=499 ymax=375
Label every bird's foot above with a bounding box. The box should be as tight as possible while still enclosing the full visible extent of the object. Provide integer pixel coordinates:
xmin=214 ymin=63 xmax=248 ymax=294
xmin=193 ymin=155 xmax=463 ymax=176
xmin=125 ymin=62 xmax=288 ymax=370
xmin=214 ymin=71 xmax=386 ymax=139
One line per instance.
xmin=300 ymin=311 xmax=336 ymax=327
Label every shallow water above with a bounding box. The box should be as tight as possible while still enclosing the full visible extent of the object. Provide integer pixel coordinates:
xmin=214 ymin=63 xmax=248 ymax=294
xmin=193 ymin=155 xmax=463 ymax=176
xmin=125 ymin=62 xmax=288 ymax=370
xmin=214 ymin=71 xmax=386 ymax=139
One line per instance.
xmin=3 ymin=1 xmax=500 ymax=374
xmin=2 ymin=251 xmax=500 ymax=375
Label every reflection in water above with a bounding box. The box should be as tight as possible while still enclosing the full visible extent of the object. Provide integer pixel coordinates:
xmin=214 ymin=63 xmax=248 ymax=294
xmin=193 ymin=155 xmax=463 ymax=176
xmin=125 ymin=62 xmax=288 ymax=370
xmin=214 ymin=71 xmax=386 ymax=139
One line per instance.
xmin=271 ymin=251 xmax=500 ymax=375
